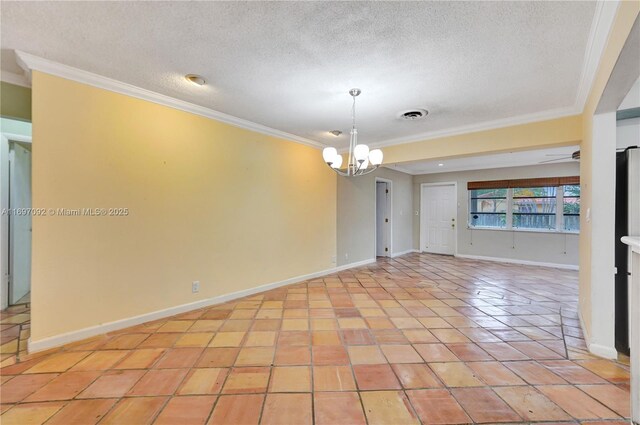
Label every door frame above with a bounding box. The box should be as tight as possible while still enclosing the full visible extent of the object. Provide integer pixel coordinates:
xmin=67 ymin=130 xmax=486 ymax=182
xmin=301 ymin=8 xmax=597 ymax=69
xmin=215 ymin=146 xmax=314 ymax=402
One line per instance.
xmin=374 ymin=177 xmax=392 ymax=257
xmin=420 ymin=182 xmax=458 ymax=256
xmin=1 ymin=132 xmax=32 ymax=310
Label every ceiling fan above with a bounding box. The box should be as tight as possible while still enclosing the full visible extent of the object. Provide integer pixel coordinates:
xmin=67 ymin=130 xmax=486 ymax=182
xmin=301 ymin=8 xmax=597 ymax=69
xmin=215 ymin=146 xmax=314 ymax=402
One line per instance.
xmin=539 ymin=147 xmax=630 ymax=164
xmin=539 ymin=150 xmax=580 ymax=164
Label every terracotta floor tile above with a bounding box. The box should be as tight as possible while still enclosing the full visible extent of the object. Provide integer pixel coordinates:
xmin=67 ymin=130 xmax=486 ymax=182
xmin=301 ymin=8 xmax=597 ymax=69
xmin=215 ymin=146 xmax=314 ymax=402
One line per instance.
xmin=392 ymin=363 xmax=442 ymax=389
xmin=540 ymin=360 xmax=608 ymax=384
xmin=341 ymin=329 xmax=375 ymax=345
xmin=177 ymin=368 xmax=228 ymax=395
xmin=451 ymin=387 xmax=522 ymax=423
xmin=234 ymin=347 xmax=275 ymax=366
xmin=467 ymin=361 xmax=525 ymax=386
xmin=338 ymin=318 xmax=368 ymax=329
xmin=281 ymin=319 xmax=309 ymax=331
xmin=578 ymin=384 xmax=631 ymax=417
xmin=25 ymin=371 xmax=101 ymax=401
xmin=24 ymin=351 xmax=90 ymax=373
xmin=154 ymin=395 xmax=216 ymax=425
xmin=222 ymin=367 xmax=270 ymax=394
xmin=366 ymin=317 xmax=395 ymax=329
xmin=127 ymin=368 xmax=188 ymax=396
xmin=188 ymin=320 xmax=223 ymax=332
xmin=78 ymin=369 xmax=145 ymax=398
xmin=155 ymin=347 xmax=203 ymax=368
xmin=537 ymin=385 xmax=620 ymax=419
xmin=406 ymin=389 xmax=471 ymax=424
xmin=431 ymin=329 xmax=471 ymax=343
xmin=137 ymin=333 xmax=180 ymax=348
xmin=414 ymin=344 xmax=459 ymax=362
xmin=0 ymin=373 xmax=58 ymax=403
xmin=196 ymin=348 xmax=239 ymax=368
xmin=269 ymin=366 xmax=311 ymax=392
xmin=380 ymin=344 xmax=423 ymax=363
xmin=505 ymin=361 xmax=566 ymax=384
xmin=313 ymin=365 xmax=357 ymax=391
xmin=251 ymin=319 xmax=281 ymax=331
xmin=312 ymin=345 xmax=349 ymax=365
xmin=209 ymin=332 xmax=245 ymax=347
xmin=277 ymin=330 xmax=310 ymax=346
xmin=310 ymin=318 xmax=337 ymax=330
xmin=100 ymin=396 xmax=167 ymax=425
xmin=157 ymin=320 xmax=194 ymax=333
xmin=348 ymin=345 xmax=387 ymax=365
xmin=403 ymin=329 xmax=439 ymax=343
xmin=244 ymin=331 xmax=277 ymax=346
xmin=312 ymin=330 xmax=341 ymax=345
xmin=509 ymin=341 xmax=564 ymax=359
xmin=478 ymin=342 xmax=529 ymax=360
xmin=577 ymin=360 xmax=631 ymax=383
xmin=219 ymin=320 xmax=252 ymax=332
xmin=360 ymin=390 xmax=420 ymax=425
xmin=446 ymin=343 xmax=493 ymax=361
xmin=429 ymin=362 xmax=484 ymax=387
xmin=207 ymin=394 xmax=263 ymax=425
xmin=353 ymin=364 xmax=401 ymax=390
xmin=175 ymin=332 xmax=214 ymax=347
xmin=100 ymin=333 xmax=148 ymax=350
xmin=315 ymin=392 xmax=366 ymax=425
xmin=46 ymin=398 xmax=117 ymax=425
xmin=274 ymin=346 xmax=310 ymax=365
xmin=70 ymin=350 xmax=128 ymax=371
xmin=0 ymin=401 xmax=66 ymax=425
xmin=261 ymin=393 xmax=312 ymax=425
xmin=493 ymin=386 xmax=571 ymax=421
xmin=418 ymin=317 xmax=453 ymax=328
xmin=113 ymin=348 xmax=165 ymax=369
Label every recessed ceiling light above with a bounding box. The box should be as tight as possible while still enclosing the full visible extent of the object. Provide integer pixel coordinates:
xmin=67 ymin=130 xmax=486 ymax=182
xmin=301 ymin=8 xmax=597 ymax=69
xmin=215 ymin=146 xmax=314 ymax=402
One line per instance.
xmin=438 ymin=163 xmax=444 ymax=167
xmin=329 ymin=130 xmax=342 ymax=137
xmin=399 ymin=109 xmax=429 ymax=120
xmin=185 ymin=74 xmax=206 ymax=86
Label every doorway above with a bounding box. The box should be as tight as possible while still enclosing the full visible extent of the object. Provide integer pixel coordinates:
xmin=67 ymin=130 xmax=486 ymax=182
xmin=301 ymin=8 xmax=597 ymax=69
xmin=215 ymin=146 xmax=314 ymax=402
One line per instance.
xmin=420 ymin=183 xmax=457 ymax=255
xmin=375 ymin=178 xmax=392 ymax=257
xmin=1 ymin=133 xmax=32 ymax=309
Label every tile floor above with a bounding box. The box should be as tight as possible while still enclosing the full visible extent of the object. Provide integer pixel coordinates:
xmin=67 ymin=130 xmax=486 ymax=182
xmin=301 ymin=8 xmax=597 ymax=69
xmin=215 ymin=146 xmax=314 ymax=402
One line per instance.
xmin=0 ymin=253 xmax=632 ymax=424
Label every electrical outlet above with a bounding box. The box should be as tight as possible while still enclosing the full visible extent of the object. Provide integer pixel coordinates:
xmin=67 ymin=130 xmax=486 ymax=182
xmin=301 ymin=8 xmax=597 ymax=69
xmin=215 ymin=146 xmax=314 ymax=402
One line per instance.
xmin=192 ymin=281 xmax=200 ymax=293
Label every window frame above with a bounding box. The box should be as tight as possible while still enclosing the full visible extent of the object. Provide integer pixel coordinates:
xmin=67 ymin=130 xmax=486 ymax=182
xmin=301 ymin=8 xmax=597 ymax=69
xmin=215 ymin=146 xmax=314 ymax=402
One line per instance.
xmin=468 ymin=184 xmax=580 ymax=234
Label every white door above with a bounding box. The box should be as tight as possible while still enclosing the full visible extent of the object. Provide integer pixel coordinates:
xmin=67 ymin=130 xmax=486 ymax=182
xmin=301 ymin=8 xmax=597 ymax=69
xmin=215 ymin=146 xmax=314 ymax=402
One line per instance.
xmin=9 ymin=142 xmax=32 ymax=304
xmin=421 ymin=184 xmax=456 ymax=255
xmin=376 ymin=181 xmax=390 ymax=257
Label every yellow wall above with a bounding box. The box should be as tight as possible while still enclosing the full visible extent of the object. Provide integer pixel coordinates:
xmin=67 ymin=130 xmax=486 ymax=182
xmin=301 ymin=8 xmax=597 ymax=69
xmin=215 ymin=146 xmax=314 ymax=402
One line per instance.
xmin=382 ymin=114 xmax=582 ymax=164
xmin=579 ymin=2 xmax=639 ymax=338
xmin=0 ymin=81 xmax=32 ymax=121
xmin=31 ymin=71 xmax=336 ymax=342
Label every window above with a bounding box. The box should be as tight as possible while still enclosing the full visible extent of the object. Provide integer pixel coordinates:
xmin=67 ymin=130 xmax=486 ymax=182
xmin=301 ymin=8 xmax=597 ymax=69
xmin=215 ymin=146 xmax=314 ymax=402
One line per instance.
xmin=467 ymin=177 xmax=580 ymax=232
xmin=469 ymin=189 xmax=507 ymax=228
xmin=512 ymin=187 xmax=557 ymax=230
xmin=563 ymin=185 xmax=580 ymax=231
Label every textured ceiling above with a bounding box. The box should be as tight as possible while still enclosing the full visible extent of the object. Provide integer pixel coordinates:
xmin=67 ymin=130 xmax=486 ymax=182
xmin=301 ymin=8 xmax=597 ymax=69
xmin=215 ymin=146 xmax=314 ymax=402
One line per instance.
xmin=1 ymin=1 xmax=596 ymax=148
xmin=390 ymin=145 xmax=580 ymax=175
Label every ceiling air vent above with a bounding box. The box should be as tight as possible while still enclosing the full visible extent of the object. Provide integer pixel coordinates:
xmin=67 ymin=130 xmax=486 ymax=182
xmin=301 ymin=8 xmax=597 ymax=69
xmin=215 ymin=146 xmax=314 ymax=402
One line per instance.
xmin=399 ymin=109 xmax=429 ymax=120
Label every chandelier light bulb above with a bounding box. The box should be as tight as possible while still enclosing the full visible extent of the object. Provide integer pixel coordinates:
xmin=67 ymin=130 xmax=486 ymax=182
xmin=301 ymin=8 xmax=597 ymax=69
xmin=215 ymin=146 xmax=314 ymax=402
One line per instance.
xmin=322 ymin=147 xmax=337 ymax=164
xmin=353 ymin=144 xmax=369 ymax=162
xmin=331 ymin=155 xmax=343 ymax=169
xmin=369 ymin=149 xmax=383 ymax=166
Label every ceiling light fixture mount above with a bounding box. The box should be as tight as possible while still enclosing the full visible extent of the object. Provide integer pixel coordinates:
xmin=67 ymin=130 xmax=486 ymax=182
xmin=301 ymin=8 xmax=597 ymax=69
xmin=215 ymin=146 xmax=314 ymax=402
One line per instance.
xmin=322 ymin=89 xmax=383 ymax=177
xmin=329 ymin=130 xmax=342 ymax=137
xmin=185 ymin=74 xmax=206 ymax=86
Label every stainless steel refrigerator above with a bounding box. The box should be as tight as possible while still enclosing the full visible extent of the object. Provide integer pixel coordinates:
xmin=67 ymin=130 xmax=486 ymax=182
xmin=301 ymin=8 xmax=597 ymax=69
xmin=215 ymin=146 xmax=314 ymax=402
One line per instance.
xmin=615 ymin=147 xmax=640 ymax=355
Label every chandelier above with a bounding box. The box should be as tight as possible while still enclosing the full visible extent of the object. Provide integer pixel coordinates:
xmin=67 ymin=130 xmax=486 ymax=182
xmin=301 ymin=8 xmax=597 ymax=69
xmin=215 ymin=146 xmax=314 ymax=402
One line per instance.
xmin=322 ymin=88 xmax=383 ymax=176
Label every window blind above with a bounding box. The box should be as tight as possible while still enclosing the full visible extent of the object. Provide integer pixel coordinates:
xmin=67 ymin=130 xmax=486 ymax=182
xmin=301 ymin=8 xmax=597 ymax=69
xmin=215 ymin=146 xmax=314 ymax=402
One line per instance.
xmin=467 ymin=176 xmax=579 ymax=190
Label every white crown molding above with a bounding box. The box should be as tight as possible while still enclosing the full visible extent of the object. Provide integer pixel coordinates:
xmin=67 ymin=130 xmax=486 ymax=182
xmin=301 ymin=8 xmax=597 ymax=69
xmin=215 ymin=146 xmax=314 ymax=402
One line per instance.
xmin=14 ymin=50 xmax=324 ymax=149
xmin=382 ymin=164 xmax=417 ymax=175
xmin=361 ymin=106 xmax=580 ymax=152
xmin=0 ymin=70 xmax=30 ymax=88
xmin=574 ymin=0 xmax=621 ymax=112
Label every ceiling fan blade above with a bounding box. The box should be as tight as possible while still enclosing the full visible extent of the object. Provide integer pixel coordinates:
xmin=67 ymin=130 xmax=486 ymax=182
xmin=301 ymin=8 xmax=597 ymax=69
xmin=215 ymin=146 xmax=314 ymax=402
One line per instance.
xmin=539 ymin=157 xmax=571 ymax=164
xmin=544 ymin=153 xmax=573 ymax=156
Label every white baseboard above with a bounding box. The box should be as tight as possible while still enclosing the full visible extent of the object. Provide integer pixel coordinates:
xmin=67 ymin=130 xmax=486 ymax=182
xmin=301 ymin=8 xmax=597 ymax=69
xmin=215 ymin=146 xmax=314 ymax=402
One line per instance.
xmin=578 ymin=309 xmax=617 ymax=360
xmin=455 ymin=253 xmax=579 ymax=270
xmin=391 ymin=249 xmax=418 ymax=258
xmin=28 ymin=258 xmax=377 ymax=353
